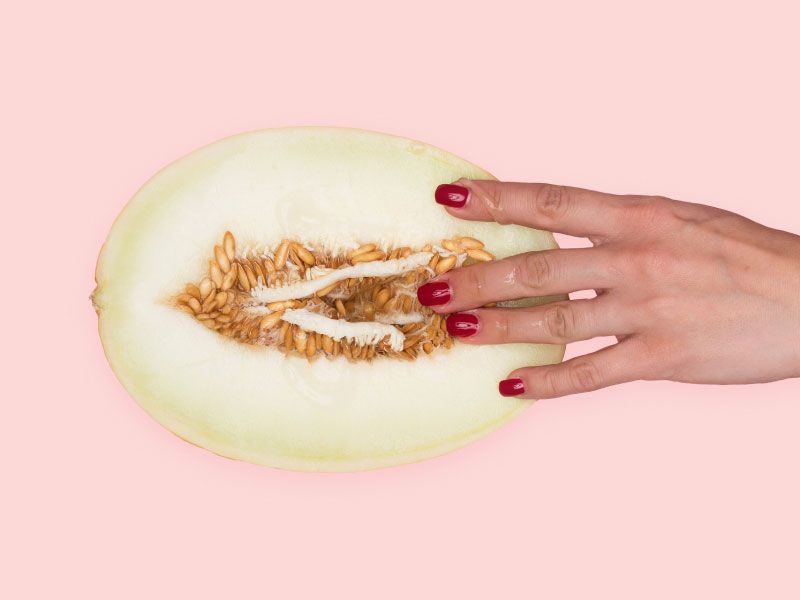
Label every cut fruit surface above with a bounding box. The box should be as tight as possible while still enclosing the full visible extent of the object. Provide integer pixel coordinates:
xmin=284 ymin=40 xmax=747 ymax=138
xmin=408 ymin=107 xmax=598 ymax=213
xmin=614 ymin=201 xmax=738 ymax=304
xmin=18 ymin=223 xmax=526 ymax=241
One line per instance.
xmin=93 ymin=127 xmax=565 ymax=471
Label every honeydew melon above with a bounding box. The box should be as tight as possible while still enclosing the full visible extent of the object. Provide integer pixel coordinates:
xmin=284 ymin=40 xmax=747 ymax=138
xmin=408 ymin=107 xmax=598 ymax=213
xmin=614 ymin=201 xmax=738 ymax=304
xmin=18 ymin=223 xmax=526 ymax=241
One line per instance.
xmin=93 ymin=127 xmax=565 ymax=471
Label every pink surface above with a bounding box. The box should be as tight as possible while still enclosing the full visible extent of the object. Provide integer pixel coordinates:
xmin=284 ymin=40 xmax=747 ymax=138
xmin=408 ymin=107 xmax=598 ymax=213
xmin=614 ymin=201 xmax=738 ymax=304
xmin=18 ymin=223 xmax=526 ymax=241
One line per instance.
xmin=4 ymin=1 xmax=799 ymax=598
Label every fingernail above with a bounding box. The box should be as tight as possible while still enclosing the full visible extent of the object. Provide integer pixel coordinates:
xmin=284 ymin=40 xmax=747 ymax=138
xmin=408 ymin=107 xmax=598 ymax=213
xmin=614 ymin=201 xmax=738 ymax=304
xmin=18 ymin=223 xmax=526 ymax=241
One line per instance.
xmin=499 ymin=378 xmax=525 ymax=397
xmin=446 ymin=312 xmax=479 ymax=337
xmin=435 ymin=184 xmax=469 ymax=208
xmin=417 ymin=281 xmax=451 ymax=306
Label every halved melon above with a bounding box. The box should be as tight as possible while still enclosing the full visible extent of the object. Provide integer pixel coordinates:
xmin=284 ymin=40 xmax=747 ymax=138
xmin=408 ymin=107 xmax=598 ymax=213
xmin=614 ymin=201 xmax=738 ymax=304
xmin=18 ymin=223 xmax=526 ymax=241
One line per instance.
xmin=93 ymin=127 xmax=564 ymax=471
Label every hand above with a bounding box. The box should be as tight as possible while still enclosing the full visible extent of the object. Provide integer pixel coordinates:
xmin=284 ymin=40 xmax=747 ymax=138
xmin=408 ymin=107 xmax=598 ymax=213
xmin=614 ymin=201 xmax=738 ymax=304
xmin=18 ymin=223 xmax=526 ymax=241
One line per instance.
xmin=417 ymin=180 xmax=800 ymax=399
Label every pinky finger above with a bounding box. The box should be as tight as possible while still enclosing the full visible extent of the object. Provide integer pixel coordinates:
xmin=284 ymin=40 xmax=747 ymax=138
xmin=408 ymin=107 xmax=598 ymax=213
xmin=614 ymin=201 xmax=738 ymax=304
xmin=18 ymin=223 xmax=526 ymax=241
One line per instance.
xmin=500 ymin=339 xmax=651 ymax=399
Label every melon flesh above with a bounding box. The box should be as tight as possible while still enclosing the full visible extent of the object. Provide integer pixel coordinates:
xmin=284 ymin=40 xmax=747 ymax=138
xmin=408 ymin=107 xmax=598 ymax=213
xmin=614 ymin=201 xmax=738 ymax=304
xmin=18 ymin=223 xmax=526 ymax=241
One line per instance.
xmin=93 ymin=127 xmax=565 ymax=471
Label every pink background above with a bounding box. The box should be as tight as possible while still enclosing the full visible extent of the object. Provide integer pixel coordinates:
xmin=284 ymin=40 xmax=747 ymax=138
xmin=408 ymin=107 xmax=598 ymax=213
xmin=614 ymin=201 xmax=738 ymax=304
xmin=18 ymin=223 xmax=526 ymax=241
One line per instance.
xmin=4 ymin=1 xmax=799 ymax=598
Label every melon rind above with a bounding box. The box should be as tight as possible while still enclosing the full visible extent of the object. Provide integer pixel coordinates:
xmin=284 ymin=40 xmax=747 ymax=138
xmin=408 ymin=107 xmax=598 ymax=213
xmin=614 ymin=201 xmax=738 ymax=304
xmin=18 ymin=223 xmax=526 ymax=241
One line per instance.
xmin=94 ymin=127 xmax=565 ymax=471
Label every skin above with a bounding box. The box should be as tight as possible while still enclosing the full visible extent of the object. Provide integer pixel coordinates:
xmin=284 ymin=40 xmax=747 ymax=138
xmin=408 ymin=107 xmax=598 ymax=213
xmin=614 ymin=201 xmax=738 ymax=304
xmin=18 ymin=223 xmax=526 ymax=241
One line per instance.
xmin=431 ymin=180 xmax=800 ymax=399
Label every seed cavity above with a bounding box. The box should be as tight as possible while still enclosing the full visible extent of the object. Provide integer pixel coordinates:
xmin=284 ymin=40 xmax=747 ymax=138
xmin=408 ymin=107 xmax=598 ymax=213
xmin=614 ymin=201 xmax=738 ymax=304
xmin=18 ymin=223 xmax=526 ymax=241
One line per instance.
xmin=173 ymin=233 xmax=495 ymax=362
xmin=282 ymin=308 xmax=405 ymax=351
xmin=250 ymin=252 xmax=432 ymax=304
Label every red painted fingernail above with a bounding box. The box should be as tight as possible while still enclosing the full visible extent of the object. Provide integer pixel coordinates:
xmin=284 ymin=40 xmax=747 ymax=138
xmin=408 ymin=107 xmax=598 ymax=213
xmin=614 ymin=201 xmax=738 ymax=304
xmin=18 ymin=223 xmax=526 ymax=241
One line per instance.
xmin=435 ymin=184 xmax=469 ymax=207
xmin=446 ymin=313 xmax=479 ymax=337
xmin=417 ymin=281 xmax=451 ymax=306
xmin=499 ymin=378 xmax=525 ymax=396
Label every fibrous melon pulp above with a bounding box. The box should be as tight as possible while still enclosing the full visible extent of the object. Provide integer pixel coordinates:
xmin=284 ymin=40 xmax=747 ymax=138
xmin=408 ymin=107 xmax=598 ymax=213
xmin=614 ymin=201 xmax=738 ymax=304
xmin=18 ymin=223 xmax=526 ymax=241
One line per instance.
xmin=93 ymin=127 xmax=565 ymax=471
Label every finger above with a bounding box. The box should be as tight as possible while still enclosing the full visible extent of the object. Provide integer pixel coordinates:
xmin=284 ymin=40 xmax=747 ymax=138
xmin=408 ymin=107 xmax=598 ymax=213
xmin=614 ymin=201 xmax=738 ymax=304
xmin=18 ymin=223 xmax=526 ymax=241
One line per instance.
xmin=435 ymin=179 xmax=637 ymax=238
xmin=445 ymin=298 xmax=633 ymax=345
xmin=498 ymin=338 xmax=650 ymax=399
xmin=417 ymin=247 xmax=619 ymax=313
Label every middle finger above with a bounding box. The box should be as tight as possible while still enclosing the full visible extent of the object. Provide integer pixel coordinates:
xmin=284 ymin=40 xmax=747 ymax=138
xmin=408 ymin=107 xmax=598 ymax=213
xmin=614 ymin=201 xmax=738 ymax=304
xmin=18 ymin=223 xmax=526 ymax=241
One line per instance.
xmin=417 ymin=248 xmax=619 ymax=313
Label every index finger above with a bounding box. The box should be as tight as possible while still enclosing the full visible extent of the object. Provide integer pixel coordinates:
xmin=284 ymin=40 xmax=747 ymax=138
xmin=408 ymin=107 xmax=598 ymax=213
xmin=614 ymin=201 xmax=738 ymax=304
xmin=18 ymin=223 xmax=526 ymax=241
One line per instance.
xmin=435 ymin=179 xmax=638 ymax=238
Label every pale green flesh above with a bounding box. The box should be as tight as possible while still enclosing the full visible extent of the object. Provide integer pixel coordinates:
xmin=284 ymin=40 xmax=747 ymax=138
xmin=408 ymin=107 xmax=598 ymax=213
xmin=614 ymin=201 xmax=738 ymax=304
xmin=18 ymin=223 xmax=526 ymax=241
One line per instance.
xmin=95 ymin=127 xmax=565 ymax=471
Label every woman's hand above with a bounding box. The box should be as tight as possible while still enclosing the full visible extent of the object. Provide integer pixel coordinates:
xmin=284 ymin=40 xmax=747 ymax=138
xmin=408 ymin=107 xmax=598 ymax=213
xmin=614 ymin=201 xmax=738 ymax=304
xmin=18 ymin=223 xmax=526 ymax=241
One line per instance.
xmin=417 ymin=180 xmax=800 ymax=399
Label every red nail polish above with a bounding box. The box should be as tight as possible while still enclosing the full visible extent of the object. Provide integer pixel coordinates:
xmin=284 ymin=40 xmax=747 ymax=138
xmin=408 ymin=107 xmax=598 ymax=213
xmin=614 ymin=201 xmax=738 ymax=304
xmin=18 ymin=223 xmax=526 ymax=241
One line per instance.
xmin=435 ymin=184 xmax=469 ymax=207
xmin=417 ymin=281 xmax=451 ymax=306
xmin=499 ymin=378 xmax=525 ymax=396
xmin=446 ymin=313 xmax=479 ymax=337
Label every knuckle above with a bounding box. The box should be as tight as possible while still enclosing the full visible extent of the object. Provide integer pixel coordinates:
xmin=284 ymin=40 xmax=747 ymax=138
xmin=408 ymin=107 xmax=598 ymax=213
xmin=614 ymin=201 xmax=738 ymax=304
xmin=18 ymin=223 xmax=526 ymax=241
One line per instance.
xmin=647 ymin=194 xmax=673 ymax=205
xmin=543 ymin=304 xmax=574 ymax=341
xmin=534 ymin=184 xmax=572 ymax=222
xmin=642 ymin=295 xmax=679 ymax=321
xmin=567 ymin=359 xmax=603 ymax=392
xmin=471 ymin=181 xmax=507 ymax=220
xmin=541 ymin=368 xmax=564 ymax=398
xmin=628 ymin=195 xmax=676 ymax=229
xmin=628 ymin=246 xmax=679 ymax=281
xmin=522 ymin=252 xmax=554 ymax=290
xmin=539 ymin=359 xmax=603 ymax=397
